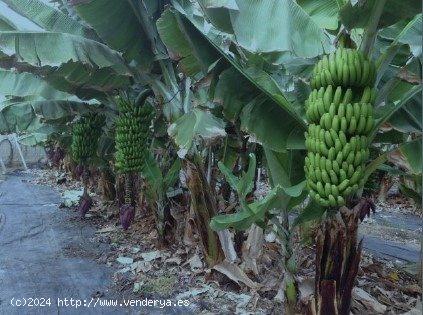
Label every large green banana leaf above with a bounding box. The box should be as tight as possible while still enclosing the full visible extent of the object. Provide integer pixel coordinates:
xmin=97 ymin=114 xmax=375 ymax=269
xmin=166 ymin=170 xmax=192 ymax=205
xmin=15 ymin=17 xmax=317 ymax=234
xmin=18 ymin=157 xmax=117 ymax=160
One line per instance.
xmin=160 ymin=5 xmax=308 ymax=150
xmin=70 ymin=0 xmax=157 ymax=69
xmin=17 ymin=121 xmax=68 ymax=146
xmin=297 ymin=0 xmax=340 ymax=30
xmin=214 ymin=68 xmax=306 ymax=152
xmin=340 ymin=0 xmax=422 ymax=30
xmin=0 ymin=1 xmax=132 ymax=100
xmin=44 ymin=62 xmax=131 ymax=100
xmin=369 ymin=14 xmax=422 ymax=139
xmin=0 ymin=65 xmax=128 ymax=102
xmin=196 ymin=0 xmax=238 ymax=34
xmin=384 ymin=81 xmax=422 ymax=134
xmin=0 ymin=14 xmax=17 ymax=31
xmin=240 ymin=96 xmax=305 ymax=152
xmin=0 ymin=99 xmax=93 ymax=133
xmin=379 ymin=14 xmax=422 ymax=59
xmin=156 ymin=8 xmax=203 ymax=76
xmin=1 ymin=0 xmax=99 ymax=40
xmin=175 ymin=0 xmax=331 ymax=58
xmin=372 ymin=82 xmax=421 ymax=140
xmin=264 ymin=148 xmax=307 ymax=212
xmin=0 ymin=31 xmax=128 ymax=74
xmin=169 ymin=2 xmax=309 ymax=119
xmin=0 ymin=69 xmax=78 ymax=101
xmin=168 ymin=108 xmax=226 ymax=157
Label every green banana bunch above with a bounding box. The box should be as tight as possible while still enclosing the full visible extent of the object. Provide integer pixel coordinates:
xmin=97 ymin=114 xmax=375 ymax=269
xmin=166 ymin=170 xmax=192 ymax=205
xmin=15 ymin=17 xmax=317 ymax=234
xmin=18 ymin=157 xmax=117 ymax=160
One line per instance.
xmin=305 ymin=48 xmax=376 ymax=207
xmin=311 ymin=48 xmax=376 ymax=90
xmin=71 ymin=113 xmax=104 ymax=164
xmin=115 ymin=97 xmax=154 ymax=173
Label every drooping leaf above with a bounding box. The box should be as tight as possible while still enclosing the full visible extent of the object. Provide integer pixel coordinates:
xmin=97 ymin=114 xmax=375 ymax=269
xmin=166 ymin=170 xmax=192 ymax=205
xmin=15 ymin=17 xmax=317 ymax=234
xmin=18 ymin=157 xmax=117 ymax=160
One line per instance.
xmin=0 ymin=99 xmax=92 ymax=133
xmin=373 ymin=129 xmax=405 ymax=144
xmin=171 ymin=4 xmax=307 ymax=132
xmin=0 ymin=31 xmax=128 ymax=74
xmin=399 ymin=182 xmax=422 ymax=208
xmin=297 ymin=0 xmax=340 ymax=30
xmin=372 ymin=82 xmax=421 ymax=140
xmin=168 ymin=108 xmax=226 ymax=157
xmin=46 ymin=61 xmax=131 ymax=99
xmin=18 ymin=123 xmax=65 ymax=146
xmin=379 ymin=13 xmax=422 ymax=58
xmin=389 ymin=139 xmax=422 ymax=174
xmin=157 ymin=8 xmax=201 ymax=75
xmin=158 ymin=8 xmax=222 ymax=74
xmin=188 ymin=0 xmax=331 ymax=58
xmin=71 ymin=0 xmax=155 ymax=69
xmin=388 ymin=92 xmax=422 ymax=133
xmin=240 ymin=96 xmax=305 ymax=152
xmin=1 ymin=0 xmax=98 ymax=39
xmin=362 ymin=138 xmax=422 ymax=184
xmin=340 ymin=0 xmax=422 ymax=30
xmin=214 ymin=67 xmax=257 ymax=122
xmin=0 ymin=13 xmax=17 ymax=31
xmin=197 ymin=0 xmax=238 ymax=33
xmin=149 ymin=78 xmax=183 ymax=122
xmin=212 ymin=66 xmax=307 ymax=152
xmin=0 ymin=69 xmax=77 ymax=100
xmin=231 ymin=0 xmax=332 ymax=57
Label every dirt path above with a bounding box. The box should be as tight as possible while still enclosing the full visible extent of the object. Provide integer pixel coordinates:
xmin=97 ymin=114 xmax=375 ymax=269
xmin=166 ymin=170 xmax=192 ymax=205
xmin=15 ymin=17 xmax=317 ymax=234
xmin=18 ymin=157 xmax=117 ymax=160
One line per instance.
xmin=0 ymin=173 xmax=186 ymax=315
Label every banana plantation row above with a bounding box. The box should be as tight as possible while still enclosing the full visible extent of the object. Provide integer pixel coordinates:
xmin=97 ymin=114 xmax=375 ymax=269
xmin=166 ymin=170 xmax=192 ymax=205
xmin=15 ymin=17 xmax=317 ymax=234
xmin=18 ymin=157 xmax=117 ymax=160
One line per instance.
xmin=0 ymin=1 xmax=421 ymax=314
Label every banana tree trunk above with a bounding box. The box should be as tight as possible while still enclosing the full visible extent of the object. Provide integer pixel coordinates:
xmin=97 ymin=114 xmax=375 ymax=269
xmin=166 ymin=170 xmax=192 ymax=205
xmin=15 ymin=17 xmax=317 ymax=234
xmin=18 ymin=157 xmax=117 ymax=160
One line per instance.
xmin=184 ymin=157 xmax=224 ymax=267
xmin=78 ymin=167 xmax=92 ymax=217
xmin=99 ymin=168 xmax=116 ymax=201
xmin=311 ymin=199 xmax=375 ymax=315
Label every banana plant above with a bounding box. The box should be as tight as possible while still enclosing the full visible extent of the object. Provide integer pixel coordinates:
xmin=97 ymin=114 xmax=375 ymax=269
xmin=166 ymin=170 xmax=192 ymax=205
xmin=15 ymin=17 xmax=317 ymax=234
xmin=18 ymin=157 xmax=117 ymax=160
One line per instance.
xmin=142 ymin=151 xmax=182 ymax=245
xmin=114 ymin=94 xmax=154 ymax=230
xmin=211 ymin=153 xmax=306 ymax=231
xmin=1 ymin=2 xmax=420 ymax=313
xmin=166 ymin=0 xmax=421 ymax=312
xmin=70 ymin=113 xmax=105 ymax=216
xmin=211 ymin=150 xmax=307 ymax=309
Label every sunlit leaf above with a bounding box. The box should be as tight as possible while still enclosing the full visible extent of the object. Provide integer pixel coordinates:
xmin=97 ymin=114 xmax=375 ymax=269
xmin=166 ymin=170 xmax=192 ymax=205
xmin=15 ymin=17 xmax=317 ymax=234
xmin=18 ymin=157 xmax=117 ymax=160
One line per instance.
xmin=0 ymin=31 xmax=128 ymax=74
xmin=168 ymin=108 xmax=226 ymax=156
xmin=2 ymin=0 xmax=98 ymax=39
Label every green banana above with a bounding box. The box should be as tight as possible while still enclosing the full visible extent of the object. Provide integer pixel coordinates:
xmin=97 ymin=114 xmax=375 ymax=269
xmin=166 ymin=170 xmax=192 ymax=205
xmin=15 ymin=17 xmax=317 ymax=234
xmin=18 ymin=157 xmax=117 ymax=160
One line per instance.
xmin=338 ymin=103 xmax=346 ymax=118
xmin=332 ymin=116 xmax=340 ymax=132
xmin=340 ymin=117 xmax=348 ymax=133
xmin=333 ymin=86 xmax=343 ymax=105
xmin=342 ymin=64 xmax=350 ymax=86
xmin=348 ymin=117 xmax=357 ymax=134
